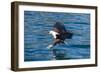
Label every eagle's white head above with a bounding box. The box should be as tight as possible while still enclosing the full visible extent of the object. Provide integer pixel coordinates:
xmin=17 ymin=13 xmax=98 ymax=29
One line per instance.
xmin=49 ymin=30 xmax=59 ymax=39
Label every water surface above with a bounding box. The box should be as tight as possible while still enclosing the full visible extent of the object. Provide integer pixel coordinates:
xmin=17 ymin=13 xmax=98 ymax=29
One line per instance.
xmin=24 ymin=11 xmax=90 ymax=61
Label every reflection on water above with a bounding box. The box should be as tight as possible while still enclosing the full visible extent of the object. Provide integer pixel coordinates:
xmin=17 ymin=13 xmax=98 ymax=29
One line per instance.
xmin=24 ymin=11 xmax=90 ymax=61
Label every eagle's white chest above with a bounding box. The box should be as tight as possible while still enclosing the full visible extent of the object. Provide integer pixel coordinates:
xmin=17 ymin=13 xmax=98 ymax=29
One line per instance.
xmin=49 ymin=30 xmax=59 ymax=38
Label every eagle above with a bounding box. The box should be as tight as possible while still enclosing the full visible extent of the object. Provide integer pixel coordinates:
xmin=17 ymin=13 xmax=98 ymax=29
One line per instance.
xmin=47 ymin=22 xmax=73 ymax=48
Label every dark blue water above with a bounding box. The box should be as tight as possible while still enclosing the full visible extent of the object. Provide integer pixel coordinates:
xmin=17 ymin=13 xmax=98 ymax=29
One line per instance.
xmin=24 ymin=11 xmax=90 ymax=61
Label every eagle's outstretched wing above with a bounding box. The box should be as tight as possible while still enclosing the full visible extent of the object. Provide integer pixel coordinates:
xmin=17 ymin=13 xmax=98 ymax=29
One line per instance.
xmin=53 ymin=22 xmax=73 ymax=39
xmin=53 ymin=22 xmax=66 ymax=33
